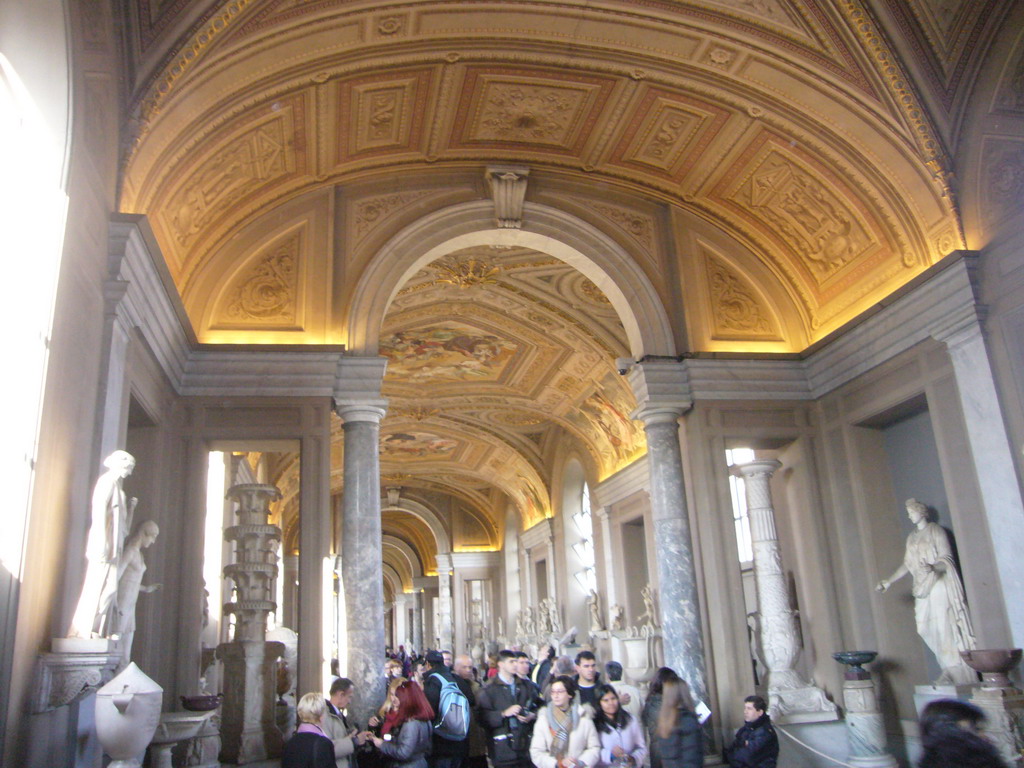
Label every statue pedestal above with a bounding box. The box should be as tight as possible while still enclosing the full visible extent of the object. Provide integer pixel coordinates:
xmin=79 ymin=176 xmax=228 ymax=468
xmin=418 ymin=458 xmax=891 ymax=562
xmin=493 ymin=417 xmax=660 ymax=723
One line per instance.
xmin=33 ymin=642 xmax=122 ymax=712
xmin=216 ymin=641 xmax=284 ymax=764
xmin=834 ymin=653 xmax=897 ymax=768
xmin=971 ymin=687 xmax=1024 ymax=765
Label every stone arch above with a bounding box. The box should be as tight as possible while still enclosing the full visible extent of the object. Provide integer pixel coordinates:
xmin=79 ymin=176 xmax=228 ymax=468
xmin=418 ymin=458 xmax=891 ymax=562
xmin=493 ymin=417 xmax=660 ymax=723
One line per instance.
xmin=382 ymin=563 xmax=403 ymax=598
xmin=346 ymin=200 xmax=676 ymax=358
xmin=382 ymin=535 xmax=424 ymax=579
xmin=382 ymin=498 xmax=452 ymax=554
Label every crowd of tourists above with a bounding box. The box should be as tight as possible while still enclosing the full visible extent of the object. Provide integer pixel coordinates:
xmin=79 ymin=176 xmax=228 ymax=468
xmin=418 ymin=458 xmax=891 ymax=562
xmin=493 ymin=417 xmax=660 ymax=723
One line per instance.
xmin=281 ymin=645 xmax=781 ymax=768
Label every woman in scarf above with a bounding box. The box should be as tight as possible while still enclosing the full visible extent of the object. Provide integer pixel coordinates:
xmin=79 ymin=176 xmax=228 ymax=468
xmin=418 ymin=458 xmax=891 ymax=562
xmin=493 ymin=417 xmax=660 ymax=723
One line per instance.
xmin=530 ymin=675 xmax=601 ymax=768
xmin=283 ymin=692 xmax=336 ymax=768
xmin=655 ymin=678 xmax=702 ymax=768
xmin=363 ymin=680 xmax=434 ymax=768
xmin=593 ymin=684 xmax=647 ymax=768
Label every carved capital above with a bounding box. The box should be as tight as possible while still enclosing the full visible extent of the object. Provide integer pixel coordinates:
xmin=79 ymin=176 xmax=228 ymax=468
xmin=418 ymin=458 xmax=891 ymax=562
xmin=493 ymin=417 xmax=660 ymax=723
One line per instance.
xmin=485 ymin=165 xmax=530 ymax=229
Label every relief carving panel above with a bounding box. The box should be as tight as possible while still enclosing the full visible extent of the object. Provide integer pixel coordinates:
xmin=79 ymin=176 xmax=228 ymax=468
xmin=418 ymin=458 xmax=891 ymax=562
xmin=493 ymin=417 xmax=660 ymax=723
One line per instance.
xmin=980 ymin=138 xmax=1024 ymax=227
xmin=213 ymin=229 xmax=302 ymax=327
xmin=996 ymin=38 xmax=1024 ymax=114
xmin=162 ymin=107 xmax=298 ymax=253
xmin=713 ymin=137 xmax=879 ymax=285
xmin=704 ymin=252 xmax=779 ymax=339
xmin=337 ymin=70 xmax=432 ymax=161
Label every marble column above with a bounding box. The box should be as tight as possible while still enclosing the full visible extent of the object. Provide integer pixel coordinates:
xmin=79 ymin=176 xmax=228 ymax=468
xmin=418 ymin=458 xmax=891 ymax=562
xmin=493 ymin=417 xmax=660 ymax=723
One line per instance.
xmin=297 ymin=427 xmax=332 ymax=695
xmin=436 ymin=554 xmax=454 ymax=652
xmin=628 ymin=361 xmax=707 ymax=702
xmin=733 ymin=460 xmax=837 ymax=722
xmin=412 ymin=591 xmax=425 ymax=652
xmin=335 ymin=356 xmax=388 ymax=726
xmin=935 ymin=309 xmax=1024 ymax=647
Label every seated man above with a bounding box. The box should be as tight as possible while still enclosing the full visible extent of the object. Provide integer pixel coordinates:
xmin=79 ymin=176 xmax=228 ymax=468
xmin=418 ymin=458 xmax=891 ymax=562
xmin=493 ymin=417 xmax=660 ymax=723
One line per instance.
xmin=724 ymin=696 xmax=778 ymax=768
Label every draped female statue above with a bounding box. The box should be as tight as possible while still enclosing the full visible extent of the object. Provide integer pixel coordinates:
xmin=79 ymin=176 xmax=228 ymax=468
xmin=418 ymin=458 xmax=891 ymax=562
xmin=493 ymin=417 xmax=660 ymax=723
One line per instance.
xmin=876 ymin=499 xmax=976 ymax=685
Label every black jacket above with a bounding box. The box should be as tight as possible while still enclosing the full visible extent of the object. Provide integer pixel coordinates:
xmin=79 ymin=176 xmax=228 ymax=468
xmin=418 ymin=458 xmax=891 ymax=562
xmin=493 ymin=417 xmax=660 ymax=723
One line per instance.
xmin=476 ymin=675 xmax=537 ymax=766
xmin=283 ymin=731 xmax=336 ymax=768
xmin=919 ymin=724 xmax=1009 ymax=768
xmin=725 ymin=713 xmax=778 ymax=768
xmin=422 ymin=665 xmax=475 ymax=757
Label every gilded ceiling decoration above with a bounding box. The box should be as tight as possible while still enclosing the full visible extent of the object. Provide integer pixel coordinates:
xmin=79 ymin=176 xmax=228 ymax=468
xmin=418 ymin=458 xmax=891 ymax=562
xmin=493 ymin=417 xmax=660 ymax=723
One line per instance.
xmin=111 ymin=0 xmax=1006 ymax=571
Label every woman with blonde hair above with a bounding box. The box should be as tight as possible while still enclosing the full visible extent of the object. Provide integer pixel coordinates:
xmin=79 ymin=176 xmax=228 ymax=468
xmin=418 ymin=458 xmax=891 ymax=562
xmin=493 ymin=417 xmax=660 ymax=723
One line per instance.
xmin=282 ymin=692 xmax=335 ymax=768
xmin=531 ymin=675 xmax=601 ymax=768
xmin=655 ymin=679 xmax=702 ymax=768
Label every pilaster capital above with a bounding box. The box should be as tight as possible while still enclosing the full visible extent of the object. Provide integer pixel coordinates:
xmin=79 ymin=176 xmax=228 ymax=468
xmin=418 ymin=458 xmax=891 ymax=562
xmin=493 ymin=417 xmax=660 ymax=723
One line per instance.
xmin=731 ymin=459 xmax=782 ymax=481
xmin=626 ymin=360 xmax=692 ymax=422
xmin=334 ymin=356 xmax=389 ymax=419
xmin=520 ymin=517 xmax=554 ymax=549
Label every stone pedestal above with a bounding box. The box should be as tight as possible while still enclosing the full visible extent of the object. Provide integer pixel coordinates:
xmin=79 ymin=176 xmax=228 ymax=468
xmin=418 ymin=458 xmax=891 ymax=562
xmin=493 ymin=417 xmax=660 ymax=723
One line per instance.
xmin=963 ymin=649 xmax=1024 ymax=765
xmin=734 ymin=460 xmax=837 ymax=723
xmin=33 ymin=642 xmax=122 ymax=713
xmin=216 ymin=641 xmax=285 ymax=764
xmin=834 ymin=653 xmax=897 ymax=768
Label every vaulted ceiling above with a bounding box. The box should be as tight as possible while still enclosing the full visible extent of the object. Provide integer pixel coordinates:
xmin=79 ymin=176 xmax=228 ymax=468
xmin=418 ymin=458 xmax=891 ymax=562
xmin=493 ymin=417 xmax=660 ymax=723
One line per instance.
xmin=109 ymin=0 xmax=1014 ymax=572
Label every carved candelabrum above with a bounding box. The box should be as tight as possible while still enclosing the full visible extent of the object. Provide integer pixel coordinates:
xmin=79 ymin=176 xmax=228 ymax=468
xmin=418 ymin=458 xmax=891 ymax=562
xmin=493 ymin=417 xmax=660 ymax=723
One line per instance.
xmin=217 ymin=483 xmax=284 ymax=764
xmin=733 ymin=459 xmax=837 ymax=723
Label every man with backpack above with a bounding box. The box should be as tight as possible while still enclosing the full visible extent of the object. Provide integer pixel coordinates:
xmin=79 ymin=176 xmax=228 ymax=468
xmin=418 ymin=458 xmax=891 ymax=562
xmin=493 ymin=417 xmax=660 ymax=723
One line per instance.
xmin=423 ymin=649 xmax=475 ymax=768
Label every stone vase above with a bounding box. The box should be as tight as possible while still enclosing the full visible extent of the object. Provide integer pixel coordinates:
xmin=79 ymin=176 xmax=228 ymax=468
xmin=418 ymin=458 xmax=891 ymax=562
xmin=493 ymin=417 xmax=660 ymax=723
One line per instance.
xmin=95 ymin=662 xmax=163 ymax=768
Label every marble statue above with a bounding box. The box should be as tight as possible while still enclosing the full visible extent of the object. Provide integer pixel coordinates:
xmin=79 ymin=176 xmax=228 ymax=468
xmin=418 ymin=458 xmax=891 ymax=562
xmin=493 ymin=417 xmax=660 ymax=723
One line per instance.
xmin=115 ymin=521 xmax=161 ymax=670
xmin=523 ymin=606 xmax=535 ymax=637
xmin=547 ymin=598 xmax=562 ymax=635
xmin=69 ymin=450 xmax=138 ymax=639
xmin=876 ymin=498 xmax=977 ymax=684
xmin=609 ymin=603 xmax=624 ymax=631
xmin=587 ymin=590 xmax=604 ymax=632
xmin=497 ymin=616 xmax=505 ymax=639
xmin=515 ymin=610 xmax=526 ymax=639
xmin=637 ymin=584 xmax=658 ymax=628
xmin=536 ymin=599 xmax=551 ymax=635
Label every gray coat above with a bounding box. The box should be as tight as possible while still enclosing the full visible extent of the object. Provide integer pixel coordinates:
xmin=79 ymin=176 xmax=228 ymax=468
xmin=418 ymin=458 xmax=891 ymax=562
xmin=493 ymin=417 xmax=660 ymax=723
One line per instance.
xmin=379 ymin=718 xmax=432 ymax=768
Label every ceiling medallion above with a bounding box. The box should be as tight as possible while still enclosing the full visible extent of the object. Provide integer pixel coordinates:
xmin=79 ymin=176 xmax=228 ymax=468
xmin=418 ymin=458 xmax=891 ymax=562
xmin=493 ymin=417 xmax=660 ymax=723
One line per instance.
xmin=432 ymin=257 xmax=502 ymax=289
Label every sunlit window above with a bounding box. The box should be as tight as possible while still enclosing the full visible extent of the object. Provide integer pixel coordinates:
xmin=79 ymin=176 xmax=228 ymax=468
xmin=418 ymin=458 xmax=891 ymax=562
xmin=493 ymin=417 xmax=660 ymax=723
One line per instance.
xmin=573 ymin=483 xmax=597 ymax=592
xmin=726 ymin=448 xmax=756 ymax=563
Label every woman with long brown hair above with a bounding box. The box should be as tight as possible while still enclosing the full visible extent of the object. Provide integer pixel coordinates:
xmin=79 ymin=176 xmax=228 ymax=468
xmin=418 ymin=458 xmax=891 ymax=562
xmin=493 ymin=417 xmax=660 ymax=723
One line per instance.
xmin=654 ymin=678 xmax=702 ymax=768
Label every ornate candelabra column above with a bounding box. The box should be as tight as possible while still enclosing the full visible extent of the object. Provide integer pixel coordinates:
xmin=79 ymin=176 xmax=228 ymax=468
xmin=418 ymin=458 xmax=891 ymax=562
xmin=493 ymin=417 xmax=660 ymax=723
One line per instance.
xmin=733 ymin=459 xmax=837 ymax=722
xmin=436 ymin=554 xmax=454 ymax=652
xmin=217 ymin=483 xmax=285 ymax=764
xmin=833 ymin=652 xmax=898 ymax=768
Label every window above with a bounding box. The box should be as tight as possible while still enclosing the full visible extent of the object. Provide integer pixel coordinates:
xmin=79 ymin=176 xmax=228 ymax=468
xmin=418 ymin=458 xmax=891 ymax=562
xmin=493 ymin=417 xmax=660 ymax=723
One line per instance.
xmin=572 ymin=483 xmax=597 ymax=592
xmin=726 ymin=448 xmax=755 ymax=563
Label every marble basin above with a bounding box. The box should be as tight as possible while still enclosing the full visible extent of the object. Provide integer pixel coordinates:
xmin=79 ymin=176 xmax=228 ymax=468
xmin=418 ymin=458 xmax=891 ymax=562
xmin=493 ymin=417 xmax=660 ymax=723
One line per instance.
xmin=961 ymin=648 xmax=1022 ymax=689
xmin=833 ymin=651 xmax=877 ymax=669
xmin=151 ymin=710 xmax=215 ymax=745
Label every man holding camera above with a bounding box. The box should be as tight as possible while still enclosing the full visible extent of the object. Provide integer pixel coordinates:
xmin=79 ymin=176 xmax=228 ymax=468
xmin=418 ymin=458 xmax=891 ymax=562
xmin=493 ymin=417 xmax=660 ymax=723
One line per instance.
xmin=476 ymin=650 xmax=539 ymax=768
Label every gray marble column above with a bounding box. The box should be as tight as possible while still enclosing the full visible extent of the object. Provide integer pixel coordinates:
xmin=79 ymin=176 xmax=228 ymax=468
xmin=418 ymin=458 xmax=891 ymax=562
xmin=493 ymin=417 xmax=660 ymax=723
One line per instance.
xmin=335 ymin=356 xmax=389 ymax=726
xmin=436 ymin=554 xmax=454 ymax=652
xmin=935 ymin=315 xmax=1024 ymax=647
xmin=627 ymin=361 xmax=707 ymax=702
xmin=411 ymin=591 xmax=425 ymax=652
xmin=734 ymin=460 xmax=837 ymax=722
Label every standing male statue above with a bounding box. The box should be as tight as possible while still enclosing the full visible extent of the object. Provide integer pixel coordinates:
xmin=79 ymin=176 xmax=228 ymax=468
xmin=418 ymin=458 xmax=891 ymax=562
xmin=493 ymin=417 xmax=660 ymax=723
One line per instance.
xmin=68 ymin=450 xmax=137 ymax=639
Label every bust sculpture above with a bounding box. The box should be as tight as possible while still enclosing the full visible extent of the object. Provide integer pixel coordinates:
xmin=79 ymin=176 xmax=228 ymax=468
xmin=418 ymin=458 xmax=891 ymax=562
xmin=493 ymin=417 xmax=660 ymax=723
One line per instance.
xmin=115 ymin=521 xmax=161 ymax=669
xmin=69 ymin=450 xmax=137 ymax=639
xmin=876 ymin=498 xmax=977 ymax=684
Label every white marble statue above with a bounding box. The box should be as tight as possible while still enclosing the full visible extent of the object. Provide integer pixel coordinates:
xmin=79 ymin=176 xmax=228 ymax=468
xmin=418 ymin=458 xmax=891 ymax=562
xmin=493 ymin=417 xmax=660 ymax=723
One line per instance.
xmin=637 ymin=584 xmax=658 ymax=628
xmin=587 ymin=590 xmax=604 ymax=632
xmin=876 ymin=498 xmax=977 ymax=684
xmin=515 ymin=610 xmax=526 ymax=639
xmin=69 ymin=450 xmax=138 ymax=639
xmin=609 ymin=603 xmax=624 ymax=631
xmin=523 ymin=606 xmax=536 ymax=637
xmin=115 ymin=521 xmax=161 ymax=670
xmin=547 ymin=598 xmax=562 ymax=635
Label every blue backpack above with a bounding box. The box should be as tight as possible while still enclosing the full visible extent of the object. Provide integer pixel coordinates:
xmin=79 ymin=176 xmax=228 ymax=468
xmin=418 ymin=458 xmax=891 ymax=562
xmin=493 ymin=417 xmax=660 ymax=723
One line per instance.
xmin=430 ymin=673 xmax=470 ymax=741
